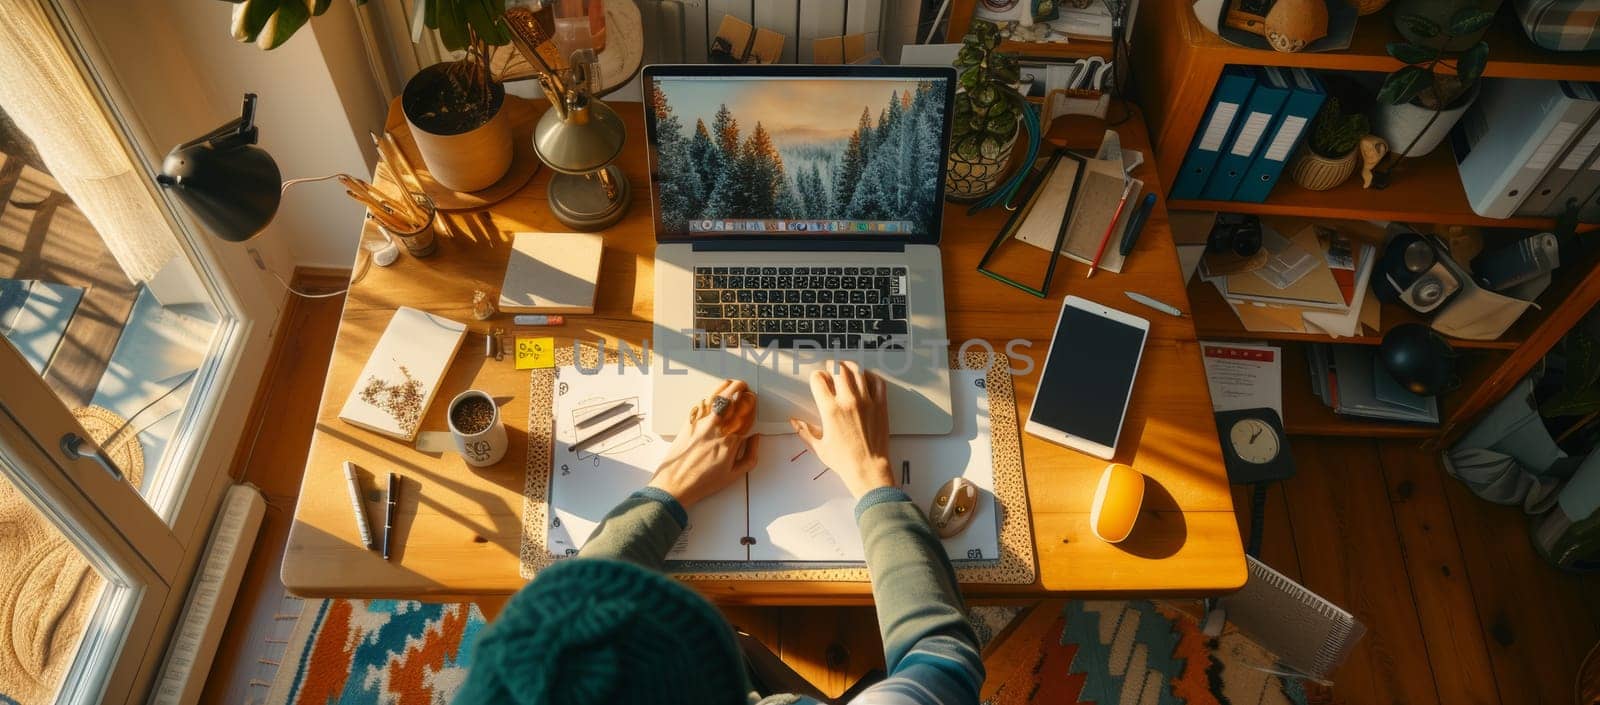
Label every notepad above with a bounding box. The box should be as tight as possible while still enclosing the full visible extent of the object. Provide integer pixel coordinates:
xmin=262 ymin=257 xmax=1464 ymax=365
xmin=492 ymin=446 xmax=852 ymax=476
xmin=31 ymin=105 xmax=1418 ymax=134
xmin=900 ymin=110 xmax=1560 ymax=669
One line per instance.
xmin=1013 ymin=156 xmax=1142 ymax=274
xmin=499 ymin=232 xmax=603 ymax=314
xmin=546 ymin=366 xmax=1000 ymax=563
xmin=339 ymin=307 xmax=466 ymax=441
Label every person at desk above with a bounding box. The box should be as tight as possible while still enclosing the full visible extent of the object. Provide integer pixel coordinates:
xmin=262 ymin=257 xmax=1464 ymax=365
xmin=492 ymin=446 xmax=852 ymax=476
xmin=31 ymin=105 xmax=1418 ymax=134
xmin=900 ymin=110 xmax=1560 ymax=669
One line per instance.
xmin=456 ymin=362 xmax=983 ymax=705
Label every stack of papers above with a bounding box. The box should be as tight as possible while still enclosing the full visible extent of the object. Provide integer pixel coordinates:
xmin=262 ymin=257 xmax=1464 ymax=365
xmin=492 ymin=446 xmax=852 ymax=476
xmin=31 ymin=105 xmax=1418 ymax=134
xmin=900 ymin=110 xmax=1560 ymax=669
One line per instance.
xmin=1308 ymin=344 xmax=1439 ymax=424
xmin=1201 ymin=220 xmax=1380 ymax=338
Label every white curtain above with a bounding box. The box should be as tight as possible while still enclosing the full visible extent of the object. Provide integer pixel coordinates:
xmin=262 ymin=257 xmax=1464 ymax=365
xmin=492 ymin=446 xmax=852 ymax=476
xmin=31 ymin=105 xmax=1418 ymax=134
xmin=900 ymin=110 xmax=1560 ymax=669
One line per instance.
xmin=0 ymin=0 xmax=180 ymax=284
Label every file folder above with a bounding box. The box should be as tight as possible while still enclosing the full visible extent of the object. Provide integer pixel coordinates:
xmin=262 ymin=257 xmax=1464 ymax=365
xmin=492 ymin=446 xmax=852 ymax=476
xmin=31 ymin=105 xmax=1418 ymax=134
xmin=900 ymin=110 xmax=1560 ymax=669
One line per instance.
xmin=1171 ymin=66 xmax=1256 ymax=200
xmin=1454 ymin=79 xmax=1600 ymax=219
xmin=1201 ymin=67 xmax=1290 ymax=201
xmin=1235 ymin=67 xmax=1326 ymax=203
xmin=1519 ymin=82 xmax=1600 ymax=217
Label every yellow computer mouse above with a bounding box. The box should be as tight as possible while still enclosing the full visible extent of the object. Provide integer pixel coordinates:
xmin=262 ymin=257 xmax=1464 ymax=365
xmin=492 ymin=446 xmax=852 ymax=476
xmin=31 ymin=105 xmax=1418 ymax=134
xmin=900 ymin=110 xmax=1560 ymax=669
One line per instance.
xmin=1090 ymin=463 xmax=1144 ymax=543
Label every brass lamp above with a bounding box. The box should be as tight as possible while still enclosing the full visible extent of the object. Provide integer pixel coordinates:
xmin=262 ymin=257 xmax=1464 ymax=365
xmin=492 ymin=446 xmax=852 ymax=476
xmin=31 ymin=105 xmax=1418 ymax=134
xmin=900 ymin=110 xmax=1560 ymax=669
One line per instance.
xmin=533 ymin=87 xmax=629 ymax=230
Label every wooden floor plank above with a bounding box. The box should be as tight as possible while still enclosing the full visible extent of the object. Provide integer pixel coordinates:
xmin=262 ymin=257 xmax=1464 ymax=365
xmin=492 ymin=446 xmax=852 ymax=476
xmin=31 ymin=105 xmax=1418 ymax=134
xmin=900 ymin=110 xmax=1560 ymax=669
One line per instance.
xmin=201 ymin=286 xmax=343 ymax=704
xmin=1280 ymin=438 xmax=1440 ymax=705
xmin=778 ymin=607 xmax=885 ymax=699
xmin=1443 ymin=472 xmax=1599 ymax=705
xmin=1377 ymin=442 xmax=1499 ymax=705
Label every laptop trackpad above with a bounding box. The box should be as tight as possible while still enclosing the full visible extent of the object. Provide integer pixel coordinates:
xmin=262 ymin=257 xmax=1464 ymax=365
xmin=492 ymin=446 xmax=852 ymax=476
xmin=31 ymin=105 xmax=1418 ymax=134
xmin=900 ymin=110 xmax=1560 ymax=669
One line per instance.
xmin=755 ymin=356 xmax=827 ymax=435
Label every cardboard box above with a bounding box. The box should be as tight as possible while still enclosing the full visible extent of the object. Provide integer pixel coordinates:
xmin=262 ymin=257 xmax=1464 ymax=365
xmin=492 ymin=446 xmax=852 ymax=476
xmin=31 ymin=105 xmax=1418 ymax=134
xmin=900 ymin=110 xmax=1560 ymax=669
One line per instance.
xmin=811 ymin=33 xmax=881 ymax=64
xmin=712 ymin=15 xmax=785 ymax=64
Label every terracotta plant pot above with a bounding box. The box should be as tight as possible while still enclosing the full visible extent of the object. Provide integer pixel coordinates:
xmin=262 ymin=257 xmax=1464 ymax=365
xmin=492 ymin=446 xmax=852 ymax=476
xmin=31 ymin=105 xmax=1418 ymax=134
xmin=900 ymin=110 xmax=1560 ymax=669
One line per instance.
xmin=402 ymin=63 xmax=513 ymax=193
xmin=1289 ymin=147 xmax=1359 ymax=191
xmin=1373 ymin=82 xmax=1479 ymax=158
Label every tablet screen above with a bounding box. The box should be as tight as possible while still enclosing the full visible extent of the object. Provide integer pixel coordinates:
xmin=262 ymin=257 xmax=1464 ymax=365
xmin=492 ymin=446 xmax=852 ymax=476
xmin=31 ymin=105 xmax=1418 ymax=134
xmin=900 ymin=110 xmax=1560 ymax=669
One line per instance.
xmin=1032 ymin=305 xmax=1148 ymax=447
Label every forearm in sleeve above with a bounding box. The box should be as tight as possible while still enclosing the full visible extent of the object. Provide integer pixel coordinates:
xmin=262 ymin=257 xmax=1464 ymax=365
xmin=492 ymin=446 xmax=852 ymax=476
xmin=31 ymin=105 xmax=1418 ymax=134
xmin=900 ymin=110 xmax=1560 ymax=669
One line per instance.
xmin=853 ymin=487 xmax=984 ymax=704
xmin=576 ymin=487 xmax=687 ymax=570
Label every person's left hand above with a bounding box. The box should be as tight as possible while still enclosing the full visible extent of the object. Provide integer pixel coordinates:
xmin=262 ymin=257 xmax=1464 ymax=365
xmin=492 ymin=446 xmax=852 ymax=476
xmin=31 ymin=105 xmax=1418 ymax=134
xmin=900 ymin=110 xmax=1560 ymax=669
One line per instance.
xmin=648 ymin=379 xmax=761 ymax=508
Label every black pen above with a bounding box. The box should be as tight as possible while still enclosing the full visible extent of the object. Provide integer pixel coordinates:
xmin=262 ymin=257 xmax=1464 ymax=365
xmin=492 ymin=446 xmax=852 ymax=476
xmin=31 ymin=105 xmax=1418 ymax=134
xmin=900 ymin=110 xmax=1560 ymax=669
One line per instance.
xmin=382 ymin=472 xmax=398 ymax=561
xmin=1118 ymin=192 xmax=1158 ymax=257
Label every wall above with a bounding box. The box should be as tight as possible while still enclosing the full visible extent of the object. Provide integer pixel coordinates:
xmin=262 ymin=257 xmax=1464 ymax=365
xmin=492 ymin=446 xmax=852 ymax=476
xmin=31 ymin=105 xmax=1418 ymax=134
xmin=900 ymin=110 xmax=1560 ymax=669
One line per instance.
xmin=79 ymin=0 xmax=384 ymax=270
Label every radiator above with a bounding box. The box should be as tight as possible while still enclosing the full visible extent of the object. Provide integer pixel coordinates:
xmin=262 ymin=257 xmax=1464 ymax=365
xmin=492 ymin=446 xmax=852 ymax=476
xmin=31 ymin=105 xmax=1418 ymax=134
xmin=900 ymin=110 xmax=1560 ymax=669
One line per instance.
xmin=638 ymin=0 xmax=925 ymax=65
xmin=147 ymin=484 xmax=266 ymax=705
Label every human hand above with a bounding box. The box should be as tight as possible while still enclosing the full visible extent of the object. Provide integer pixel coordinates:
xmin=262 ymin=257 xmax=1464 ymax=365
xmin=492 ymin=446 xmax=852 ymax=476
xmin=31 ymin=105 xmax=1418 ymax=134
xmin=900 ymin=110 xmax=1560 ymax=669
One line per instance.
xmin=648 ymin=379 xmax=761 ymax=508
xmin=789 ymin=361 xmax=894 ymax=499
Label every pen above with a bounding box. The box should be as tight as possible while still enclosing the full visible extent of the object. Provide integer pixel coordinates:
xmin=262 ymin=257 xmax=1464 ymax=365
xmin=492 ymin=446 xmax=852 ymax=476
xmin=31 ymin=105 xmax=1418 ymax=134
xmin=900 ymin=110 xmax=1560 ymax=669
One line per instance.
xmin=1087 ymin=179 xmax=1135 ymax=278
xmin=343 ymin=462 xmax=373 ymax=550
xmin=1118 ymin=193 xmax=1158 ymax=257
xmin=1124 ymin=291 xmax=1184 ymax=317
xmin=381 ymin=472 xmax=398 ymax=561
xmin=569 ymin=414 xmax=643 ymax=453
xmin=513 ymin=314 xmax=565 ymax=326
xmin=575 ymin=399 xmax=633 ymax=428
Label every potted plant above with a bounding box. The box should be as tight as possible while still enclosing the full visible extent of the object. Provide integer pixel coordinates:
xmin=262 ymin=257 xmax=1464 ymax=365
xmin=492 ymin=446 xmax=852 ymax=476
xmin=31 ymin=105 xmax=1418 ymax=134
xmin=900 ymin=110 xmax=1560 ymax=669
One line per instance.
xmin=1392 ymin=0 xmax=1503 ymax=50
xmin=1371 ymin=5 xmax=1492 ymax=173
xmin=229 ymin=0 xmax=517 ymax=193
xmin=947 ymin=19 xmax=1024 ymax=202
xmin=1289 ymin=98 xmax=1369 ymax=191
xmin=401 ymin=1 xmax=516 ymax=193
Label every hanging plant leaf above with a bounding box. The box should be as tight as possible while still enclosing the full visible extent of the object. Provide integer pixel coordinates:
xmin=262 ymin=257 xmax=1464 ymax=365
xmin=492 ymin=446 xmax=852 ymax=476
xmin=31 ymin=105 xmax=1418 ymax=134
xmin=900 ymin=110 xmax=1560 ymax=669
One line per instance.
xmin=986 ymin=113 xmax=1017 ymax=136
xmin=231 ymin=0 xmax=279 ymax=42
xmin=954 ymin=98 xmax=973 ymax=118
xmin=959 ymin=66 xmax=983 ymax=91
xmin=952 ymin=117 xmax=972 ymax=138
xmin=463 ymin=0 xmax=510 ymax=45
xmin=1448 ymin=7 xmax=1496 ymax=36
xmin=1377 ymin=65 xmax=1432 ymax=105
xmin=257 ymin=0 xmax=312 ymax=49
xmin=1458 ymin=41 xmax=1490 ymax=82
xmin=993 ymin=63 xmax=1021 ymax=85
xmin=1386 ymin=41 xmax=1437 ymax=65
xmin=1397 ymin=13 xmax=1441 ymax=39
xmin=971 ymin=84 xmax=1000 ymax=108
xmin=424 ymin=0 xmax=440 ymax=30
xmin=435 ymin=0 xmax=470 ymax=51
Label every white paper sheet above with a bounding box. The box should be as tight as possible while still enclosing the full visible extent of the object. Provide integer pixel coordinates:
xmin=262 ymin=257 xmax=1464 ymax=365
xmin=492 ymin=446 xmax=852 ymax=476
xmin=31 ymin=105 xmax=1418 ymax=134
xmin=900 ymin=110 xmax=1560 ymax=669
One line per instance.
xmin=548 ymin=366 xmax=1000 ymax=564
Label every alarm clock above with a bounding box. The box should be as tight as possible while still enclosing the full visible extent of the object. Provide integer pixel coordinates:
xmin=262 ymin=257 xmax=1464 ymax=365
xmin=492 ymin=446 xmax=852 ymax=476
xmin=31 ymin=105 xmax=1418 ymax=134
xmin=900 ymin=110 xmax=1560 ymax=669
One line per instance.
xmin=1213 ymin=407 xmax=1295 ymax=484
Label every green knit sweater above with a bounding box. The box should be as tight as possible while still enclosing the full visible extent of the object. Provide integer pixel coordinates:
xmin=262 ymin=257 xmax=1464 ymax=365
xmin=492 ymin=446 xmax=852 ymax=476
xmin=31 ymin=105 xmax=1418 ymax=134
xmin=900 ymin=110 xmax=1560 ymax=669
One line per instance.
xmin=578 ymin=486 xmax=984 ymax=704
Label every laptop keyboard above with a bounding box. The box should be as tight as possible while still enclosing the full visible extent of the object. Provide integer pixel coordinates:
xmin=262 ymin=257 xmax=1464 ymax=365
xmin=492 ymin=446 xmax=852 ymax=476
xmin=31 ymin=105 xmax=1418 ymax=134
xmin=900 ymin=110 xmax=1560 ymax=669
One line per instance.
xmin=692 ymin=266 xmax=911 ymax=350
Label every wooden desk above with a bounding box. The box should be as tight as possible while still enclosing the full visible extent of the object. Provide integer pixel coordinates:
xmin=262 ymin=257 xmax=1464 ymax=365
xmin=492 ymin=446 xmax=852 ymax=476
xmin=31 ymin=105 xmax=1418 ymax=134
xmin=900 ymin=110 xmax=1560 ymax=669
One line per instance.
xmin=282 ymin=103 xmax=1246 ymax=607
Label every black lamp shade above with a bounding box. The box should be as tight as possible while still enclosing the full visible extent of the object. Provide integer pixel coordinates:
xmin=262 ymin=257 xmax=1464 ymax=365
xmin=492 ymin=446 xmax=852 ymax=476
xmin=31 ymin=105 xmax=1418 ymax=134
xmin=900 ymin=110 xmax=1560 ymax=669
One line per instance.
xmin=155 ymin=94 xmax=282 ymax=242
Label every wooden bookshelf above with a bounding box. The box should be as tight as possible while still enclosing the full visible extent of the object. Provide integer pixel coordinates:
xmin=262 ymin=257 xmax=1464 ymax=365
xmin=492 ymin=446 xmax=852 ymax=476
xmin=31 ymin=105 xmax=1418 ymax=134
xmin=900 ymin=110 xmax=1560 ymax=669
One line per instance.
xmin=1167 ymin=146 xmax=1557 ymax=230
xmin=1171 ymin=2 xmax=1600 ymax=83
xmin=1127 ymin=0 xmax=1600 ymax=445
xmin=1187 ymin=276 xmax=1524 ymax=351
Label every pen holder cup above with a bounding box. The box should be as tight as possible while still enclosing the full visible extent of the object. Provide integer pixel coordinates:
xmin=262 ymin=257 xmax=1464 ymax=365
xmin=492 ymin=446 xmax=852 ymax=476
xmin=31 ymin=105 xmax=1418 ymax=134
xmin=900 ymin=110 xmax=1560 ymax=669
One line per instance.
xmin=370 ymin=191 xmax=439 ymax=258
xmin=447 ymin=389 xmax=507 ymax=467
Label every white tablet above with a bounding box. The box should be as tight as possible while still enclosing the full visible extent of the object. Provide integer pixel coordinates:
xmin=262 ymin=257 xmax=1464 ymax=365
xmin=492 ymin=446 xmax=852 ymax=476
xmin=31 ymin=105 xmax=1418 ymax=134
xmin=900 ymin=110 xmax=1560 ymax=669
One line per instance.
xmin=1024 ymin=295 xmax=1150 ymax=460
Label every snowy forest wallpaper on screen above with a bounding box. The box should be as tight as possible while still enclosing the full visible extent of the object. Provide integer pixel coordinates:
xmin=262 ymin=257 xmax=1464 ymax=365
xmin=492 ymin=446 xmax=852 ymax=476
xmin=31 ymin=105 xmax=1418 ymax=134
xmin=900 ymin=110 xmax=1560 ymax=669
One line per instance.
xmin=645 ymin=77 xmax=949 ymax=236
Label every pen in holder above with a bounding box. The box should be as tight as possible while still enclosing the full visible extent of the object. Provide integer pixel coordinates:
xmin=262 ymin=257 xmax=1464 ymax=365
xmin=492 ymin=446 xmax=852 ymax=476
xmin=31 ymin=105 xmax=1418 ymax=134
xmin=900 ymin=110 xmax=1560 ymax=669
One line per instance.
xmin=370 ymin=191 xmax=438 ymax=258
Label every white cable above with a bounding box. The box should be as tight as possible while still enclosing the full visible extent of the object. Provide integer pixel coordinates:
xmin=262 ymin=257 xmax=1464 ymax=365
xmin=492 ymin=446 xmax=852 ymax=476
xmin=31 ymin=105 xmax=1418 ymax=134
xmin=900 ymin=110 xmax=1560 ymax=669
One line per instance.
xmin=924 ymin=0 xmax=952 ymax=44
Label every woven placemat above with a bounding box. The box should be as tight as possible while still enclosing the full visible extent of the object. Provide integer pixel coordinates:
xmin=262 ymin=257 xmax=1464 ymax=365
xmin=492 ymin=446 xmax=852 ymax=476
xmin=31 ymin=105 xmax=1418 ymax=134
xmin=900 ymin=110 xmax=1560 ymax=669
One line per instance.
xmin=519 ymin=347 xmax=1037 ymax=584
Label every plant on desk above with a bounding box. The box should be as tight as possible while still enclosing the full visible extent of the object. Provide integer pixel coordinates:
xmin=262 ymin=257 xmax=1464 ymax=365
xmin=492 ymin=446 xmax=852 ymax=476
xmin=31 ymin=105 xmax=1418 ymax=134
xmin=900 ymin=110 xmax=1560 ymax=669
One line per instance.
xmin=1288 ymin=98 xmax=1369 ymax=192
xmin=947 ymin=19 xmax=1024 ymax=202
xmin=401 ymin=0 xmax=519 ymax=193
xmin=1368 ymin=5 xmax=1493 ymax=188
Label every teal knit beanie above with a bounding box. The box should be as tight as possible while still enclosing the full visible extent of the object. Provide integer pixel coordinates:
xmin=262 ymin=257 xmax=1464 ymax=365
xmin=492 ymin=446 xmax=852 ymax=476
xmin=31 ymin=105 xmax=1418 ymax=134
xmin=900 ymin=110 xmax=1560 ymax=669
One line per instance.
xmin=455 ymin=558 xmax=749 ymax=705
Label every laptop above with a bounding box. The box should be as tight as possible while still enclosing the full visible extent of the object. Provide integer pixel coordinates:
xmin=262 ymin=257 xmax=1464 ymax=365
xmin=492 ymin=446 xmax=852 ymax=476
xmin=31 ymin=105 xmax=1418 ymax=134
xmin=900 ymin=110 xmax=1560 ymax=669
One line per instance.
xmin=644 ymin=64 xmax=957 ymax=436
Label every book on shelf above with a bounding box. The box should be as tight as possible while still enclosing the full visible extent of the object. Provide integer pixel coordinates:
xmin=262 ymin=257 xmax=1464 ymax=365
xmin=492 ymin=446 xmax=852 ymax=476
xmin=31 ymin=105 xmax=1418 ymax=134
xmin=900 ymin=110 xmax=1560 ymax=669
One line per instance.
xmin=1309 ymin=344 xmax=1439 ymax=424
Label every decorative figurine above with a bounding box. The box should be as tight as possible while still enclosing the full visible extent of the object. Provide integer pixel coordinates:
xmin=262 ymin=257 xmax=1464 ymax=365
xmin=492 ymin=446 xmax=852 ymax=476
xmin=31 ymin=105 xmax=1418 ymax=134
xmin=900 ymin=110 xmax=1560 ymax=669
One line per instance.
xmin=1360 ymin=134 xmax=1390 ymax=189
xmin=1264 ymin=0 xmax=1328 ymax=52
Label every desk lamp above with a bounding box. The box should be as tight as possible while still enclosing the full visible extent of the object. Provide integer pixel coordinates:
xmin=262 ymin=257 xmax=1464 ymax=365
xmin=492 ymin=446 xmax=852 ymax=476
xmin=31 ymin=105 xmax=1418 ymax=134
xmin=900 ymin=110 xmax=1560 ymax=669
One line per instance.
xmin=155 ymin=93 xmax=402 ymax=268
xmin=505 ymin=3 xmax=630 ymax=231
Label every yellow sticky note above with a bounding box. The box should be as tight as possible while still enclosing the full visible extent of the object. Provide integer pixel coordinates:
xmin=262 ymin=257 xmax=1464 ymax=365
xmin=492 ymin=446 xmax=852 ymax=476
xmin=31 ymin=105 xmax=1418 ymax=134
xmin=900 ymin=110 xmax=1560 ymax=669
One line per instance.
xmin=515 ymin=337 xmax=555 ymax=370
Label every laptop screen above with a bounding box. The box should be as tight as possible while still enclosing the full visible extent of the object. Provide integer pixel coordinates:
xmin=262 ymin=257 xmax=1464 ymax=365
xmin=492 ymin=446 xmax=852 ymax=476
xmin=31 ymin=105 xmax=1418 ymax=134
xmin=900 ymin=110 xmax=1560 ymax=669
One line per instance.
xmin=643 ymin=66 xmax=954 ymax=243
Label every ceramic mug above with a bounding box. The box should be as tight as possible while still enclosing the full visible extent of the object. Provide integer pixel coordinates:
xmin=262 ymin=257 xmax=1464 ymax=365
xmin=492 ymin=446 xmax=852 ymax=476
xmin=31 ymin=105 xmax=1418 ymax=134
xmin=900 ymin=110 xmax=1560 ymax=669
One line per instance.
xmin=447 ymin=390 xmax=507 ymax=467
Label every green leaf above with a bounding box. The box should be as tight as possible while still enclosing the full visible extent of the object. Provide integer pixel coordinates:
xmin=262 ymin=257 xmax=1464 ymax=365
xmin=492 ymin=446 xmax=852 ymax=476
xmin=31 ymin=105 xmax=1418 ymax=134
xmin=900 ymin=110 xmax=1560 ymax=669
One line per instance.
xmin=424 ymin=0 xmax=440 ymax=30
xmin=955 ymin=135 xmax=981 ymax=160
xmin=436 ymin=0 xmax=469 ymax=51
xmin=463 ymin=0 xmax=509 ymax=45
xmin=1378 ymin=65 xmax=1432 ymax=105
xmin=1398 ymin=13 xmax=1441 ymax=39
xmin=257 ymin=0 xmax=311 ymax=49
xmin=986 ymin=113 xmax=1017 ymax=136
xmin=231 ymin=0 xmax=278 ymax=42
xmin=1458 ymin=41 xmax=1490 ymax=82
xmin=1386 ymin=41 xmax=1437 ymax=65
xmin=1448 ymin=8 xmax=1495 ymax=36
xmin=979 ymin=135 xmax=1006 ymax=159
xmin=313 ymin=0 xmax=332 ymax=14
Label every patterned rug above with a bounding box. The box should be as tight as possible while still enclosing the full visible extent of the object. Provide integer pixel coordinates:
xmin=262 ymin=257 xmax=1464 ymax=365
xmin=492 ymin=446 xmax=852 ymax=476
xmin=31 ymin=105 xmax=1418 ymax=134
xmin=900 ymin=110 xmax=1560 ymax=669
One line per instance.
xmin=984 ymin=601 xmax=1328 ymax=705
xmin=264 ymin=600 xmax=485 ymax=705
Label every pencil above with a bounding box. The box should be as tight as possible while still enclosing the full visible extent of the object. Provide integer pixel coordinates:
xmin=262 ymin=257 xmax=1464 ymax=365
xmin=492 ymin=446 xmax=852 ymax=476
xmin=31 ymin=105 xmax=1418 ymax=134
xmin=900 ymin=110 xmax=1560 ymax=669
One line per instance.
xmin=343 ymin=462 xmax=373 ymax=550
xmin=568 ymin=414 xmax=643 ymax=453
xmin=381 ymin=472 xmax=397 ymax=561
xmin=1087 ymin=180 xmax=1135 ymax=278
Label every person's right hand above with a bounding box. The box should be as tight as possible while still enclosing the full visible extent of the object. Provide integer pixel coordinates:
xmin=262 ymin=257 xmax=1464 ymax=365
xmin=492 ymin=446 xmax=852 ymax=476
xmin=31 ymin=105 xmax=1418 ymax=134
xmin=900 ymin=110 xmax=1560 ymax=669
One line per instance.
xmin=789 ymin=361 xmax=894 ymax=499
